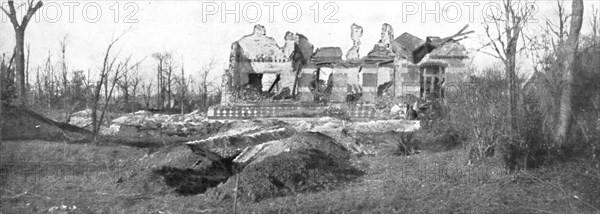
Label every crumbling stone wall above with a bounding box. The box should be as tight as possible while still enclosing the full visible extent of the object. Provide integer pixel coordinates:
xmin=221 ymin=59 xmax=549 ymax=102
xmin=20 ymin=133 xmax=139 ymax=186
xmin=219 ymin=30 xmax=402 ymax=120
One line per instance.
xmin=222 ymin=23 xmax=469 ymax=106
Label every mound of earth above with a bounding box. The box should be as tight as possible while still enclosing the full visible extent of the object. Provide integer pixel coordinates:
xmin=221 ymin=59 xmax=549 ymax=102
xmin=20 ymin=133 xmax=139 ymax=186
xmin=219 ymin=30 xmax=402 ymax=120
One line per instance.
xmin=234 ymin=132 xmax=350 ymax=167
xmin=209 ymin=148 xmax=363 ymax=202
xmin=0 ymin=105 xmax=92 ymax=141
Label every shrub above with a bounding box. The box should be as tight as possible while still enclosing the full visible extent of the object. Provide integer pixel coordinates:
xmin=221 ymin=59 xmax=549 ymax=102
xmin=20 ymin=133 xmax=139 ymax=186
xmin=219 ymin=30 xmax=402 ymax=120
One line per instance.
xmin=429 ymin=68 xmax=551 ymax=170
xmin=393 ymin=131 xmax=418 ymax=156
xmin=442 ymin=70 xmax=511 ymax=162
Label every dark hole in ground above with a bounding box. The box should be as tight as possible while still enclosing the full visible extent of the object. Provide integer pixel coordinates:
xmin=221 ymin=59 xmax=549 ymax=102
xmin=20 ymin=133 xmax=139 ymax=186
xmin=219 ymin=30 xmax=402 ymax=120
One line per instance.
xmin=152 ymin=156 xmax=237 ymax=195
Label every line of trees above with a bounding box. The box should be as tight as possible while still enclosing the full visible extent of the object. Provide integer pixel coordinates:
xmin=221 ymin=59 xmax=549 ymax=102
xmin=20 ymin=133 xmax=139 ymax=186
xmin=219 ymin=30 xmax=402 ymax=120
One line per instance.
xmin=1 ymin=1 xmax=221 ymax=119
xmin=1 ymin=38 xmax=222 ymax=112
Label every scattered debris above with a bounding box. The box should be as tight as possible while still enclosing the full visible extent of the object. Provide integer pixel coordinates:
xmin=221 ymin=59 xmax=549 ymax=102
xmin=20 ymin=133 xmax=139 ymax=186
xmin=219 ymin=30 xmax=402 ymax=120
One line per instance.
xmin=47 ymin=205 xmax=77 ymax=213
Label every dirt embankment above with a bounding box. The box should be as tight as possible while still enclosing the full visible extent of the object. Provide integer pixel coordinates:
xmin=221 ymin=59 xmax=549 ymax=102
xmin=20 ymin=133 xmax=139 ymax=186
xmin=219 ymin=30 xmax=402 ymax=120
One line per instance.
xmin=208 ymin=148 xmax=364 ymax=202
xmin=1 ymin=105 xmax=92 ymax=141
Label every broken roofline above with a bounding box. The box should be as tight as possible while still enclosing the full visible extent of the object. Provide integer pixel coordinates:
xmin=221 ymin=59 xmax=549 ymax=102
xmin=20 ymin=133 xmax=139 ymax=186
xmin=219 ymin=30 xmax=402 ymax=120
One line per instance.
xmin=230 ymin=24 xmax=470 ymax=66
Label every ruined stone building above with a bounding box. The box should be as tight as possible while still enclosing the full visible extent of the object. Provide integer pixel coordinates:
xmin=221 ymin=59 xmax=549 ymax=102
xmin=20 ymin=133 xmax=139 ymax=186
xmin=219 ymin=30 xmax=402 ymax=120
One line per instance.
xmin=221 ymin=23 xmax=470 ymax=105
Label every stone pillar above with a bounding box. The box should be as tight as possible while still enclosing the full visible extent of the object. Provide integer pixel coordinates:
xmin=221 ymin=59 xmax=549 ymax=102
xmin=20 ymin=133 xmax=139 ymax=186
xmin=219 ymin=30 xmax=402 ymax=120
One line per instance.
xmin=334 ymin=64 xmax=361 ymax=102
xmin=361 ymin=64 xmax=378 ymax=103
xmin=222 ymin=42 xmax=239 ymax=105
xmin=279 ymin=67 xmax=296 ymax=92
xmin=394 ymin=60 xmax=420 ymax=97
xmin=331 ymin=71 xmax=348 ymax=103
xmin=298 ymin=64 xmax=317 ymax=102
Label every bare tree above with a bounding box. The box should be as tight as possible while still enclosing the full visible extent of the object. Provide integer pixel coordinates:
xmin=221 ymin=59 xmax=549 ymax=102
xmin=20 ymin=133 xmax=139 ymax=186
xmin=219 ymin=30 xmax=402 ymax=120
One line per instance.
xmin=591 ymin=6 xmax=599 ymax=46
xmin=1 ymin=0 xmax=43 ymax=106
xmin=129 ymin=66 xmax=142 ymax=111
xmin=525 ymin=0 xmax=569 ymax=66
xmin=0 ymin=55 xmax=4 ymax=113
xmin=151 ymin=52 xmax=178 ymax=110
xmin=556 ymin=0 xmax=584 ymax=145
xmin=39 ymin=52 xmax=60 ymax=106
xmin=198 ymin=58 xmax=217 ymax=111
xmin=167 ymin=62 xmax=173 ymax=109
xmin=59 ymin=35 xmax=69 ymax=104
xmin=523 ymin=0 xmax=586 ymax=146
xmin=91 ymin=32 xmax=129 ymax=136
xmin=141 ymin=81 xmax=153 ymax=110
xmin=524 ymin=0 xmax=570 ymax=143
xmin=480 ymin=0 xmax=536 ymax=137
xmin=175 ymin=63 xmax=193 ymax=114
xmin=152 ymin=53 xmax=169 ymax=110
xmin=25 ymin=44 xmax=30 ymax=97
xmin=118 ymin=60 xmax=144 ymax=111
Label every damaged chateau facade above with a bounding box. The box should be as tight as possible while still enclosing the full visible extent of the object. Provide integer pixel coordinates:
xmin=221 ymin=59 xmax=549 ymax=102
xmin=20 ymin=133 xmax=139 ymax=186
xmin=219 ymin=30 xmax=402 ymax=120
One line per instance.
xmin=211 ymin=23 xmax=471 ymax=119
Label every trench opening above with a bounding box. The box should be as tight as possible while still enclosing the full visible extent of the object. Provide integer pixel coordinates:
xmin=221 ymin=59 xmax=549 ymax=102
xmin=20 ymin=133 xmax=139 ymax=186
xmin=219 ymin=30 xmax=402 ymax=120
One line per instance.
xmin=152 ymin=155 xmax=238 ymax=196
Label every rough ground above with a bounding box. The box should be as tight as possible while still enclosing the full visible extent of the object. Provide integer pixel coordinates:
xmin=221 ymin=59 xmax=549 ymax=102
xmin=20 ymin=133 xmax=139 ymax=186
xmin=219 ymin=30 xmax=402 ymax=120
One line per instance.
xmin=1 ymin=106 xmax=599 ymax=213
xmin=2 ymin=140 xmax=599 ymax=214
xmin=208 ymin=148 xmax=363 ymax=202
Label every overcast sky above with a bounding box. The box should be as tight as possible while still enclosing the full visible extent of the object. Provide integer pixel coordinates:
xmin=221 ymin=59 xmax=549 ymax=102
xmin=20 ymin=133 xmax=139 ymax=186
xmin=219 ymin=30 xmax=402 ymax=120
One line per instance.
xmin=1 ymin=0 xmax=599 ymax=84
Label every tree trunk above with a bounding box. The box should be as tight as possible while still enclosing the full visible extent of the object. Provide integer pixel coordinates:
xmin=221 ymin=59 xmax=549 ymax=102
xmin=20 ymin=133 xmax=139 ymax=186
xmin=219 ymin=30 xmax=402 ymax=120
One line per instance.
xmin=556 ymin=0 xmax=584 ymax=145
xmin=0 ymin=58 xmax=4 ymax=113
xmin=507 ymin=56 xmax=518 ymax=135
xmin=14 ymin=30 xmax=26 ymax=106
xmin=167 ymin=66 xmax=172 ymax=109
xmin=505 ymin=23 xmax=521 ymax=138
xmin=25 ymin=44 xmax=30 ymax=101
xmin=156 ymin=63 xmax=160 ymax=110
xmin=157 ymin=61 xmax=162 ymax=110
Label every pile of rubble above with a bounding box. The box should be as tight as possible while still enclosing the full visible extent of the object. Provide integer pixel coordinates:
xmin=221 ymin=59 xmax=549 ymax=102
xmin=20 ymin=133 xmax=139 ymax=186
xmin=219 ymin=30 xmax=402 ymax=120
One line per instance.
xmin=111 ymin=110 xmax=205 ymax=128
xmin=67 ymin=109 xmax=210 ymax=136
xmin=108 ymin=110 xmax=207 ymax=136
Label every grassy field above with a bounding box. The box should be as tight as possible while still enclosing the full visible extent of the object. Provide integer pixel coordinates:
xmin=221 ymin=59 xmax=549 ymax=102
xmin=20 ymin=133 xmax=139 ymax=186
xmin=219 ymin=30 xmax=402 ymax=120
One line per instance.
xmin=1 ymin=139 xmax=599 ymax=214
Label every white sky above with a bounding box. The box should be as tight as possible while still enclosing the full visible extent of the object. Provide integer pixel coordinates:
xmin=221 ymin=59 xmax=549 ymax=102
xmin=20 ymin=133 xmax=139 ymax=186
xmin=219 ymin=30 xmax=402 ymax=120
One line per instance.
xmin=1 ymin=0 xmax=599 ymax=84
